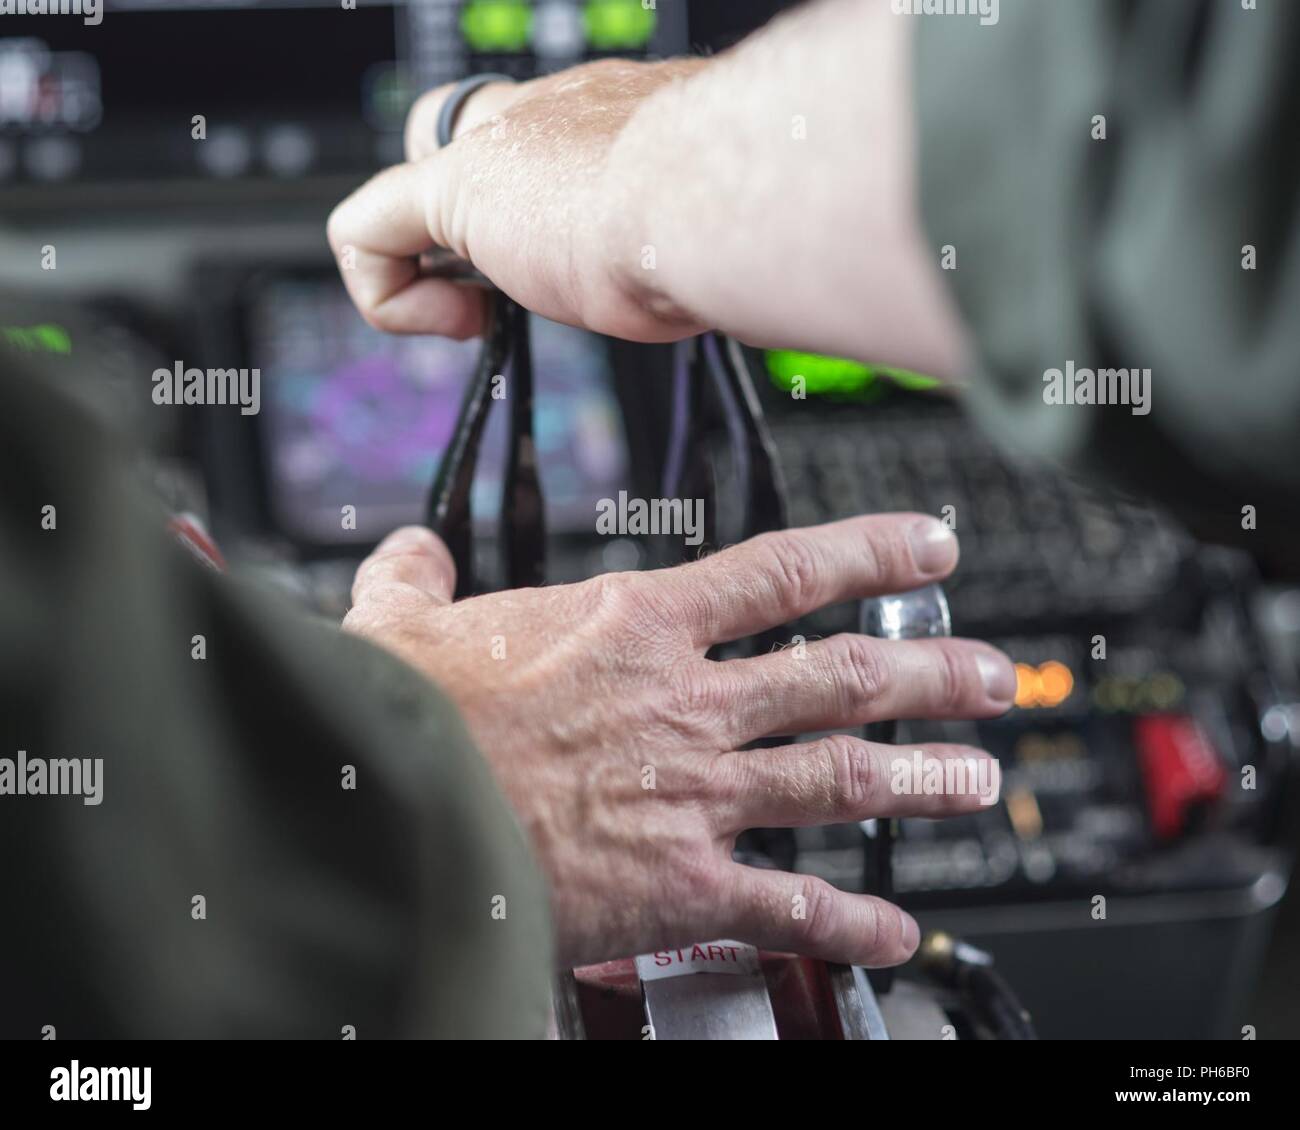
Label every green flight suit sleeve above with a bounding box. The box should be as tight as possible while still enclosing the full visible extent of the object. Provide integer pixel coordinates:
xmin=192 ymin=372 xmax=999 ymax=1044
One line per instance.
xmin=0 ymin=345 xmax=553 ymax=1038
xmin=913 ymin=0 xmax=1300 ymax=568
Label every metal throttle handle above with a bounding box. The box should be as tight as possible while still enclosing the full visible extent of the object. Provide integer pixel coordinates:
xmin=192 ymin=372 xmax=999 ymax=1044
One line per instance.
xmin=859 ymin=582 xmax=952 ymax=991
xmin=861 ymin=584 xmax=953 ymax=649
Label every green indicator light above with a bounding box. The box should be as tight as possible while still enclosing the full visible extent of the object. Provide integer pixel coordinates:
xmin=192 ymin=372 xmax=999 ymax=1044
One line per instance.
xmin=2 ymin=323 xmax=72 ymax=354
xmin=367 ymin=64 xmax=412 ymax=129
xmin=764 ymin=350 xmax=942 ymax=400
xmin=765 ymin=350 xmax=874 ymax=397
xmin=583 ymin=0 xmax=657 ymax=50
xmin=461 ymin=0 xmax=533 ymax=53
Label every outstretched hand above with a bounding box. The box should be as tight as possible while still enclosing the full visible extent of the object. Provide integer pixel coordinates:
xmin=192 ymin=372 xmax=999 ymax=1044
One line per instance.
xmin=344 ymin=515 xmax=1013 ymax=969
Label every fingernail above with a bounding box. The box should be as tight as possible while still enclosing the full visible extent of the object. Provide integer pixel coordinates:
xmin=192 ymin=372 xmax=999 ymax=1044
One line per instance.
xmin=977 ymin=652 xmax=1016 ymax=706
xmin=909 ymin=518 xmax=957 ymax=575
xmin=901 ymin=911 xmax=920 ymax=951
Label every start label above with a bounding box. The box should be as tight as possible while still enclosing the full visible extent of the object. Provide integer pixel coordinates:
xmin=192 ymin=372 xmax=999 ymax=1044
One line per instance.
xmin=635 ymin=940 xmax=762 ymax=983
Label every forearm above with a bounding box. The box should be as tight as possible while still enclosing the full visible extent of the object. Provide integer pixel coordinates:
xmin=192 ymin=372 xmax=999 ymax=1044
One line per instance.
xmin=606 ymin=0 xmax=967 ymax=375
xmin=334 ymin=2 xmax=970 ymax=369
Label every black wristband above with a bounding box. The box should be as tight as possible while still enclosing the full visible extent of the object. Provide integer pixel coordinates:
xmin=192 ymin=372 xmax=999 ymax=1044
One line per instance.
xmin=435 ymin=73 xmax=516 ymax=149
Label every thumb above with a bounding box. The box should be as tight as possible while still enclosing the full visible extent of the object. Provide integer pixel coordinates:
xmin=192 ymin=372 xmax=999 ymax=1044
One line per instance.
xmin=351 ymin=526 xmax=457 ymax=608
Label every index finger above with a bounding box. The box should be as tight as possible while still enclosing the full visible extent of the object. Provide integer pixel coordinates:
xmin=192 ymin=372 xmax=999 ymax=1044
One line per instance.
xmin=653 ymin=513 xmax=959 ymax=648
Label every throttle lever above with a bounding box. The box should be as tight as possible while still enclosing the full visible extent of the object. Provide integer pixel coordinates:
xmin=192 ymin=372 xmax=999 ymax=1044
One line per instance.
xmin=859 ymin=581 xmax=952 ymax=991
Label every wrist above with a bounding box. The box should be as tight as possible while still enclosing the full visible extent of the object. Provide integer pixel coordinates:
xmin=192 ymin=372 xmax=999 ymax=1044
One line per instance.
xmin=596 ymin=60 xmax=713 ymax=337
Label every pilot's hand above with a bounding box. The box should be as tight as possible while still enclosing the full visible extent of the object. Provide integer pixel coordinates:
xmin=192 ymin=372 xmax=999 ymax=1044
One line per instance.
xmin=343 ymin=514 xmax=1015 ymax=970
xmin=326 ymin=58 xmax=709 ymax=343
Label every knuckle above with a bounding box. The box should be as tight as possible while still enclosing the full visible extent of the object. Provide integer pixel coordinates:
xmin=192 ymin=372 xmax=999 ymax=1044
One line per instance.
xmin=590 ymin=571 xmax=680 ymax=643
xmin=877 ymin=902 xmax=907 ymax=956
xmin=325 ymin=205 xmax=347 ymax=254
xmin=936 ymin=645 xmax=968 ymax=713
xmin=587 ymin=570 xmax=644 ymax=623
xmin=580 ymin=57 xmax=640 ymax=82
xmin=698 ymin=754 xmax=751 ymax=829
xmin=861 ymin=900 xmax=889 ymax=959
xmin=665 ymin=578 xmax=716 ymax=641
xmin=756 ymin=532 xmax=822 ymax=619
xmin=856 ymin=529 xmax=889 ymax=587
xmin=664 ymin=840 xmax=722 ymax=915
xmin=664 ymin=663 xmax=725 ymax=732
xmin=822 ymin=733 xmax=881 ymax=816
xmin=839 ymin=635 xmax=888 ymax=707
xmin=645 ymin=750 xmax=721 ymax=807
